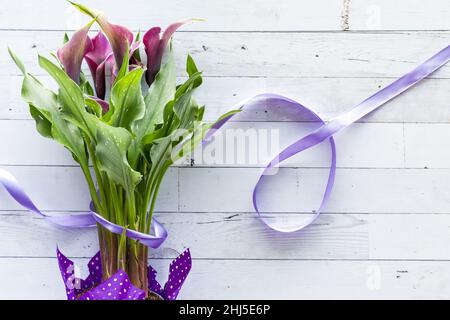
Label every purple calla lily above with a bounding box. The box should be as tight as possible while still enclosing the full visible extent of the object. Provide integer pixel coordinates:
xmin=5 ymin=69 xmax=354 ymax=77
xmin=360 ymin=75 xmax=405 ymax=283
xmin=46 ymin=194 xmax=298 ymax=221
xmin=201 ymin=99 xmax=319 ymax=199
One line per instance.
xmin=93 ymin=51 xmax=115 ymax=100
xmin=143 ymin=20 xmax=193 ymax=86
xmin=84 ymin=38 xmax=141 ymax=99
xmin=143 ymin=22 xmax=183 ymax=86
xmin=57 ymin=20 xmax=94 ymax=83
xmin=85 ymin=32 xmax=111 ymax=79
xmin=101 ymin=22 xmax=134 ymax=69
xmin=143 ymin=27 xmax=161 ymax=85
xmin=85 ymin=32 xmax=112 ymax=99
xmin=69 ymin=2 xmax=133 ymax=70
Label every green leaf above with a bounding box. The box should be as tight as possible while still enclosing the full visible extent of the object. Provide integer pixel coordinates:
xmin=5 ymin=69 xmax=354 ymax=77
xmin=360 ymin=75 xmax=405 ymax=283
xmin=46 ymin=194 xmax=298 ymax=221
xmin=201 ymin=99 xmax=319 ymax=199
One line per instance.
xmin=21 ymin=75 xmax=56 ymax=115
xmin=140 ymin=70 xmax=200 ymax=152
xmin=171 ymin=107 xmax=241 ymax=164
xmin=29 ymin=105 xmax=52 ymax=138
xmin=95 ymin=123 xmax=142 ymax=193
xmin=109 ymin=67 xmax=145 ymax=129
xmin=132 ymin=31 xmax=141 ymax=61
xmin=85 ymin=97 xmax=103 ymax=117
xmin=141 ymin=85 xmax=199 ymax=166
xmin=134 ymin=31 xmax=141 ymax=42
xmin=128 ymin=49 xmax=176 ymax=166
xmin=175 ymin=71 xmax=202 ymax=99
xmin=68 ymin=1 xmax=98 ymax=17
xmin=171 ymin=122 xmax=210 ymax=163
xmin=186 ymin=54 xmax=202 ymax=88
xmin=9 ymin=51 xmax=88 ymax=164
xmin=142 ymin=90 xmax=198 ymax=168
xmin=141 ymin=126 xmax=165 ymax=146
xmin=163 ymin=100 xmax=175 ymax=124
xmin=142 ymin=49 xmax=176 ymax=130
xmin=173 ymin=89 xmax=197 ymax=130
xmin=80 ymin=71 xmax=94 ymax=96
xmin=50 ymin=104 xmax=88 ymax=165
xmin=23 ymin=78 xmax=87 ymax=164
xmin=8 ymin=47 xmax=26 ymax=75
xmin=148 ymin=136 xmax=174 ymax=174
xmin=117 ymin=227 xmax=128 ymax=270
xmin=212 ymin=108 xmax=241 ymax=124
xmin=196 ymin=105 xmax=205 ymax=121
xmin=38 ymin=55 xmax=96 ymax=139
xmin=115 ymin=42 xmax=130 ymax=84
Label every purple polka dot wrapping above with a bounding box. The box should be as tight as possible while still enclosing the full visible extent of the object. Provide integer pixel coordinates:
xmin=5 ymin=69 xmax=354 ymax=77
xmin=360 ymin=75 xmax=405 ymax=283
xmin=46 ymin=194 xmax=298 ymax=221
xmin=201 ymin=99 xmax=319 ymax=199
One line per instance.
xmin=57 ymin=247 xmax=191 ymax=300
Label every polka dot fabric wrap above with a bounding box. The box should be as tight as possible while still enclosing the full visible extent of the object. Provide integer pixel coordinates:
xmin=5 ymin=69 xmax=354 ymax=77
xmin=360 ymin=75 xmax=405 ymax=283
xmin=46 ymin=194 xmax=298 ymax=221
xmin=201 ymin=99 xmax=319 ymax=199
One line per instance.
xmin=57 ymin=248 xmax=191 ymax=300
xmin=148 ymin=249 xmax=192 ymax=300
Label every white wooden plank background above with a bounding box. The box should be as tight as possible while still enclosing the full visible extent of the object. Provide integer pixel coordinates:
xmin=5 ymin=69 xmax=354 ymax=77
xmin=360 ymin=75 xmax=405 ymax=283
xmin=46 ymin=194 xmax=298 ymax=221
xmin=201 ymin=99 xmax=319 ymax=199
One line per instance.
xmin=0 ymin=0 xmax=450 ymax=299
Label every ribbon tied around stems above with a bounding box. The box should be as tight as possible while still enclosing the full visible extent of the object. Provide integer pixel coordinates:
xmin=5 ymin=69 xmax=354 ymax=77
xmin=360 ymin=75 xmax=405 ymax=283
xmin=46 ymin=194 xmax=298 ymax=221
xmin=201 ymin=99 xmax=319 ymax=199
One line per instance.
xmin=0 ymin=45 xmax=450 ymax=237
xmin=0 ymin=168 xmax=167 ymax=248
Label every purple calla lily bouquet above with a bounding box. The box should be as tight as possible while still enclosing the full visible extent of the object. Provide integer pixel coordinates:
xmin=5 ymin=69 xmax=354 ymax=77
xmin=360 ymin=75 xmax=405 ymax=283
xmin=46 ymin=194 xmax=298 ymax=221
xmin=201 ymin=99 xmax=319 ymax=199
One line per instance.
xmin=8 ymin=2 xmax=233 ymax=299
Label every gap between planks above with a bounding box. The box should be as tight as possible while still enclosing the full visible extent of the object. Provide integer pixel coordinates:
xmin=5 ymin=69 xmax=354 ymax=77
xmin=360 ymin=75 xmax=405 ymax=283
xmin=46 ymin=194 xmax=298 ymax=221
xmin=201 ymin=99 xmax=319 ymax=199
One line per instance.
xmin=0 ymin=256 xmax=449 ymax=262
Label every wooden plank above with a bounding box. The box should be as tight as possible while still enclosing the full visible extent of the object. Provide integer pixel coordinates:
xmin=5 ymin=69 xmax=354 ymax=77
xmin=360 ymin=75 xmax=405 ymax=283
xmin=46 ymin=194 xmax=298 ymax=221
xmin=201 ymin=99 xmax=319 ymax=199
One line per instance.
xmin=2 ymin=31 xmax=450 ymax=78
xmin=0 ymin=257 xmax=448 ymax=299
xmin=2 ymin=166 xmax=450 ymax=214
xmin=0 ymin=120 xmax=405 ymax=168
xmin=0 ymin=212 xmax=449 ymax=261
xmin=405 ymin=124 xmax=450 ymax=169
xmin=350 ymin=0 xmax=450 ymax=31
xmin=3 ymin=76 xmax=450 ymax=123
xmin=179 ymin=167 xmax=450 ymax=214
xmin=0 ymin=0 xmax=342 ymax=31
xmin=4 ymin=0 xmax=450 ymax=32
xmin=367 ymin=213 xmax=450 ymax=260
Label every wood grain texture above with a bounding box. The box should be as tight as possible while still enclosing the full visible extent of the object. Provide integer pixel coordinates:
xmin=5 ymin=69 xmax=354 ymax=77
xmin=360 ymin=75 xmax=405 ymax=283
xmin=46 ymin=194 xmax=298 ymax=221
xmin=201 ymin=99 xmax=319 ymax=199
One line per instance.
xmin=0 ymin=0 xmax=449 ymax=299
xmin=350 ymin=0 xmax=450 ymax=31
xmin=0 ymin=212 xmax=449 ymax=261
xmin=0 ymin=0 xmax=343 ymax=31
xmin=2 ymin=0 xmax=450 ymax=32
xmin=179 ymin=167 xmax=450 ymax=214
xmin=0 ymin=258 xmax=449 ymax=299
xmin=2 ymin=31 xmax=450 ymax=78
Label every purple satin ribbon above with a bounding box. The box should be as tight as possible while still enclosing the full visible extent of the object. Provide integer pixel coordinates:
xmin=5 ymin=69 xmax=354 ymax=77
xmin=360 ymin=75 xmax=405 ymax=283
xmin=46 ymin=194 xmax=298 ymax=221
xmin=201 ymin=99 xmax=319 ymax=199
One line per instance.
xmin=206 ymin=45 xmax=450 ymax=233
xmin=1 ymin=46 xmax=450 ymax=237
xmin=0 ymin=168 xmax=167 ymax=248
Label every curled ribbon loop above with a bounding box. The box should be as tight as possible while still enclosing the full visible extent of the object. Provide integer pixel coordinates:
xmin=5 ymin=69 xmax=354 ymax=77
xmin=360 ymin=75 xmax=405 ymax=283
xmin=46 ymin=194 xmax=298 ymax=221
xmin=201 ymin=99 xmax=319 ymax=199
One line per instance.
xmin=208 ymin=45 xmax=450 ymax=233
xmin=0 ymin=168 xmax=167 ymax=248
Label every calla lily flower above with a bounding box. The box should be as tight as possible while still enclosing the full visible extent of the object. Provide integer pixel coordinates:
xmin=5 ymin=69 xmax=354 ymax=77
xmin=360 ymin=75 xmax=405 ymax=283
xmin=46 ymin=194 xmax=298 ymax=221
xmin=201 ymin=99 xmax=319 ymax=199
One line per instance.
xmin=101 ymin=22 xmax=133 ymax=70
xmin=69 ymin=1 xmax=133 ymax=70
xmin=143 ymin=20 xmax=194 ymax=86
xmin=84 ymin=33 xmax=141 ymax=99
xmin=85 ymin=32 xmax=112 ymax=99
xmin=92 ymin=51 xmax=115 ymax=100
xmin=66 ymin=2 xmax=195 ymax=92
xmin=85 ymin=32 xmax=111 ymax=80
xmin=57 ymin=20 xmax=94 ymax=83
